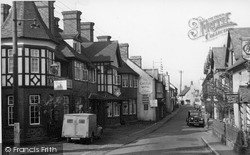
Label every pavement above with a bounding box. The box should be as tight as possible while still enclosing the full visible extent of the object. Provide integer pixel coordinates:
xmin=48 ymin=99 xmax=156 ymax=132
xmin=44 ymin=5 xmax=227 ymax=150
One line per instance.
xmin=201 ymin=121 xmax=239 ymax=155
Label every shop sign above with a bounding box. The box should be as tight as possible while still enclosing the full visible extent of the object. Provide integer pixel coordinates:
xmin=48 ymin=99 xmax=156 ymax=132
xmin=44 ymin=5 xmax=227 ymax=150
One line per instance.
xmin=150 ymin=99 xmax=158 ymax=107
xmin=139 ymin=78 xmax=152 ymax=94
xmin=188 ymin=12 xmax=237 ymax=41
xmin=226 ymin=93 xmax=238 ymax=103
xmin=54 ymin=80 xmax=67 ymax=90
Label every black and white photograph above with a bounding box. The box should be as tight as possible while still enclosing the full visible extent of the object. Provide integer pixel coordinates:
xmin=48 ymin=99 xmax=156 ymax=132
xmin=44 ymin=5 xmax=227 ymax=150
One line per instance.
xmin=1 ymin=0 xmax=250 ymax=154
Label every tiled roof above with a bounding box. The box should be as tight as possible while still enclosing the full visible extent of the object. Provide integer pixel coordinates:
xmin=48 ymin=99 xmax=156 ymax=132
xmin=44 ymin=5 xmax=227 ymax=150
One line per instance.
xmin=81 ymin=41 xmax=122 ymax=66
xmin=229 ymin=28 xmax=250 ymax=60
xmin=1 ymin=1 xmax=56 ymax=42
xmin=238 ymin=85 xmax=250 ymax=103
xmin=118 ymin=60 xmax=139 ymax=76
xmin=227 ymin=56 xmax=247 ymax=71
xmin=179 ymin=87 xmax=190 ymax=96
xmin=57 ymin=40 xmax=95 ymax=68
xmin=212 ymin=47 xmax=227 ymax=69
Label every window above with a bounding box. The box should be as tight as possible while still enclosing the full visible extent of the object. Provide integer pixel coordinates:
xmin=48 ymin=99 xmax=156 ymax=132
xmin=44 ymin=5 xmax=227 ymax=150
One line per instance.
xmin=122 ymin=75 xmax=128 ymax=87
xmin=122 ymin=101 xmax=128 ymax=115
xmin=144 ymin=104 xmax=148 ymax=110
xmin=113 ymin=102 xmax=120 ymax=116
xmin=8 ymin=95 xmax=14 ymax=126
xmin=134 ymin=78 xmax=138 ymax=88
xmin=75 ymin=97 xmax=81 ymax=113
xmin=132 ymin=100 xmax=136 ymax=114
xmin=74 ymin=61 xmax=88 ymax=81
xmin=107 ymin=102 xmax=112 ymax=117
xmin=117 ymin=75 xmax=121 ymax=85
xmin=130 ymin=76 xmax=134 ymax=87
xmin=8 ymin=49 xmax=14 ymax=73
xmin=63 ymin=96 xmax=69 ymax=114
xmin=129 ymin=100 xmax=133 ymax=114
xmin=29 ymin=95 xmax=40 ymax=125
xmin=30 ymin=49 xmax=39 ymax=73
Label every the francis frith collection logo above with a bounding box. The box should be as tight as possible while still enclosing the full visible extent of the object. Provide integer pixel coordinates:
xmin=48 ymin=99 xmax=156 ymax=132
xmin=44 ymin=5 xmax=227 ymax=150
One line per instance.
xmin=188 ymin=13 xmax=237 ymax=41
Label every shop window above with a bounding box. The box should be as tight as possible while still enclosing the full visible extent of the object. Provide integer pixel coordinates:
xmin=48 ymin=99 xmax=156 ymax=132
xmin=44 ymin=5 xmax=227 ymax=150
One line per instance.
xmin=107 ymin=102 xmax=112 ymax=117
xmin=132 ymin=100 xmax=137 ymax=114
xmin=129 ymin=100 xmax=133 ymax=114
xmin=122 ymin=101 xmax=128 ymax=115
xmin=113 ymin=102 xmax=120 ymax=116
xmin=29 ymin=95 xmax=40 ymax=125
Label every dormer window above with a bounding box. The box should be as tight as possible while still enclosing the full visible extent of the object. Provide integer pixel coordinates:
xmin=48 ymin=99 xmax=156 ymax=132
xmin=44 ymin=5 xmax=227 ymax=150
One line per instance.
xmin=73 ymin=42 xmax=81 ymax=54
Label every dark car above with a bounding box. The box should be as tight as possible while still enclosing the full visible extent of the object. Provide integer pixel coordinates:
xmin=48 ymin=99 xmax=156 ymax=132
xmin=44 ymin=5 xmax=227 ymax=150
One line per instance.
xmin=186 ymin=110 xmax=205 ymax=127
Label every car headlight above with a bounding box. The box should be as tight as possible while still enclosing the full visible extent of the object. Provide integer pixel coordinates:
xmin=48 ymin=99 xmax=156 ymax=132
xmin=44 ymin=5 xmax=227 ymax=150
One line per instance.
xmin=200 ymin=118 xmax=203 ymax=120
xmin=190 ymin=117 xmax=194 ymax=120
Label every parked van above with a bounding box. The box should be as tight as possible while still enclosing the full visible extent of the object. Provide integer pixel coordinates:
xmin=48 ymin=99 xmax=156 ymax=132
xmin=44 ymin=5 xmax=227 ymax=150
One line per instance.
xmin=62 ymin=113 xmax=103 ymax=143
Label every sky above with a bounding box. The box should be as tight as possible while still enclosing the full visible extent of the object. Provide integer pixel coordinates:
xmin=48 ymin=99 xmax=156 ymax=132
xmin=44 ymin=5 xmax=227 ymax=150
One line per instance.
xmin=2 ymin=0 xmax=250 ymax=91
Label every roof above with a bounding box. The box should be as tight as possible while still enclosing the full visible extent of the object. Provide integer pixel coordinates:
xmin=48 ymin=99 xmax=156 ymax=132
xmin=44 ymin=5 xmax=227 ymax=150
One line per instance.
xmin=212 ymin=47 xmax=227 ymax=69
xmin=1 ymin=1 xmax=56 ymax=43
xmin=81 ymin=41 xmax=122 ymax=67
xmin=238 ymin=85 xmax=250 ymax=103
xmin=57 ymin=40 xmax=95 ymax=68
xmin=228 ymin=28 xmax=250 ymax=60
xmin=227 ymin=56 xmax=247 ymax=71
xmin=118 ymin=60 xmax=139 ymax=76
xmin=179 ymin=86 xmax=190 ymax=96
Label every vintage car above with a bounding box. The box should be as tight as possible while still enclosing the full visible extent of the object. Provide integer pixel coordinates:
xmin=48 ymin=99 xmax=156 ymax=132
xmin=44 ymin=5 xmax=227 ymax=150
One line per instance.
xmin=186 ymin=110 xmax=205 ymax=127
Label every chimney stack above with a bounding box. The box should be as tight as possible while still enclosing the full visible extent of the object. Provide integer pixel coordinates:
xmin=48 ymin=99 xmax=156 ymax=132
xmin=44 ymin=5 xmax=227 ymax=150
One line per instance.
xmin=35 ymin=1 xmax=55 ymax=34
xmin=81 ymin=22 xmax=95 ymax=42
xmin=130 ymin=56 xmax=142 ymax=68
xmin=119 ymin=43 xmax=129 ymax=60
xmin=1 ymin=4 xmax=11 ymax=24
xmin=62 ymin=10 xmax=82 ymax=36
xmin=97 ymin=35 xmax=111 ymax=42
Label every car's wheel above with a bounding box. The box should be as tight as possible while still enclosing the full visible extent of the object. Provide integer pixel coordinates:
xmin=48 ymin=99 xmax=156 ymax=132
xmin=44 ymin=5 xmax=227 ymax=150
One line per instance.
xmin=87 ymin=133 xmax=94 ymax=144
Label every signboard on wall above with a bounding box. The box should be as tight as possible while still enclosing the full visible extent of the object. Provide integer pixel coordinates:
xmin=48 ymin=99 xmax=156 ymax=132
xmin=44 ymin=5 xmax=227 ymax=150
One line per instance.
xmin=150 ymin=99 xmax=158 ymax=107
xmin=54 ymin=80 xmax=67 ymax=90
xmin=139 ymin=78 xmax=152 ymax=94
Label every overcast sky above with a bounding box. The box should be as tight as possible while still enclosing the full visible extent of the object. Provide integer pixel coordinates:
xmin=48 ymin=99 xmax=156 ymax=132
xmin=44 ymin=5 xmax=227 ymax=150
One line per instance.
xmin=2 ymin=0 xmax=250 ymax=91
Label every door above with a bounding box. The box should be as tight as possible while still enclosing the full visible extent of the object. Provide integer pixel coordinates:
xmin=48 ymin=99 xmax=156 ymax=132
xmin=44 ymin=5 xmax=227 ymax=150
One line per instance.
xmin=63 ymin=116 xmax=75 ymax=137
xmin=75 ymin=116 xmax=87 ymax=137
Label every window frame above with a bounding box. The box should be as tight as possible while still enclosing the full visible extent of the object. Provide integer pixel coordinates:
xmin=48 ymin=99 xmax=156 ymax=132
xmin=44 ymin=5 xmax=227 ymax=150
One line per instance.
xmin=8 ymin=95 xmax=14 ymax=126
xmin=29 ymin=95 xmax=40 ymax=125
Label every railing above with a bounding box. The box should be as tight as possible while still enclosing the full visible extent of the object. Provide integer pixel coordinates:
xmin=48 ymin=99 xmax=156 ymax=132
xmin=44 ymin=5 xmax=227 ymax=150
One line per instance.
xmin=213 ymin=119 xmax=244 ymax=153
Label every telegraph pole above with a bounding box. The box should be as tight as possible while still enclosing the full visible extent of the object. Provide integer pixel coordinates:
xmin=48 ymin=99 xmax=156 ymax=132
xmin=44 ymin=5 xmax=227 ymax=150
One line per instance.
xmin=179 ymin=70 xmax=183 ymax=94
xmin=12 ymin=1 xmax=20 ymax=146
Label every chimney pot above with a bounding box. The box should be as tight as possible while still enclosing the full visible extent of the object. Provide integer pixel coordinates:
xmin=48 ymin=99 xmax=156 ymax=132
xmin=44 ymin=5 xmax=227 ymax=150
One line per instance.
xmin=97 ymin=35 xmax=111 ymax=42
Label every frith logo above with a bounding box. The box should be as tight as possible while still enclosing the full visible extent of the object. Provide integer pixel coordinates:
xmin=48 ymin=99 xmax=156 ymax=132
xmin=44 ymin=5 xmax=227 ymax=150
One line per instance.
xmin=188 ymin=13 xmax=237 ymax=41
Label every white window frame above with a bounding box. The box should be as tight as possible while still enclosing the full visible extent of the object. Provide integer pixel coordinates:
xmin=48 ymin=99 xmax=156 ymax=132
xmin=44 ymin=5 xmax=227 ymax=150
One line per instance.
xmin=122 ymin=75 xmax=128 ymax=87
xmin=8 ymin=95 xmax=14 ymax=126
xmin=29 ymin=95 xmax=40 ymax=125
xmin=30 ymin=49 xmax=40 ymax=73
xmin=134 ymin=78 xmax=138 ymax=88
xmin=113 ymin=102 xmax=120 ymax=117
xmin=8 ymin=49 xmax=14 ymax=73
xmin=130 ymin=75 xmax=134 ymax=87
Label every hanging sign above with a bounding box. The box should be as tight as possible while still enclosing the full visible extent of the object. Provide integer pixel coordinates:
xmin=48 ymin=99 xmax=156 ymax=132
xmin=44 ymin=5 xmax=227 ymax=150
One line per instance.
xmin=54 ymin=80 xmax=67 ymax=90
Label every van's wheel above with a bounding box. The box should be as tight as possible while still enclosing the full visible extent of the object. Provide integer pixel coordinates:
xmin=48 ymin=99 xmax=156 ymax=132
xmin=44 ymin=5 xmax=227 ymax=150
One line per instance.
xmin=67 ymin=137 xmax=71 ymax=143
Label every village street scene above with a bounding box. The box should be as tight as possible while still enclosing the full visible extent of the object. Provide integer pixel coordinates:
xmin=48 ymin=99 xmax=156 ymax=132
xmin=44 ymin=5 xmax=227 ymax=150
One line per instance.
xmin=1 ymin=0 xmax=250 ymax=154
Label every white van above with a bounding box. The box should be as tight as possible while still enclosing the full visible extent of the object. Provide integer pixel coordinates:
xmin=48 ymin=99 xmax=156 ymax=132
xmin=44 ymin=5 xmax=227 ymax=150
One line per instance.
xmin=61 ymin=113 xmax=103 ymax=143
